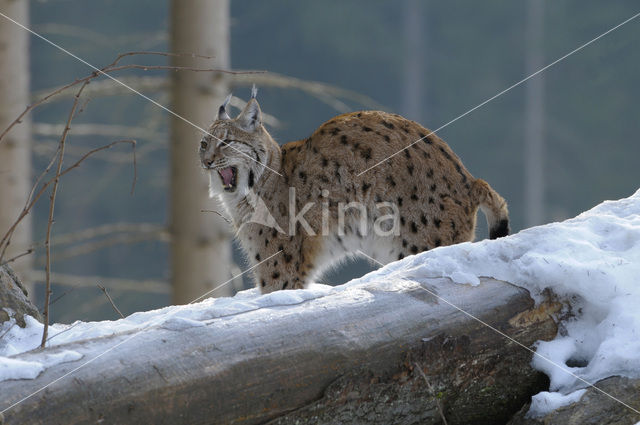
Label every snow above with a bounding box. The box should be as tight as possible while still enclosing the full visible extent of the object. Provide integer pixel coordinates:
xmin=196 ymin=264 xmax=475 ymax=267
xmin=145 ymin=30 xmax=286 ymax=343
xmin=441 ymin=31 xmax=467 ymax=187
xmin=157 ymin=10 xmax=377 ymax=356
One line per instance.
xmin=528 ymin=389 xmax=587 ymax=417
xmin=2 ymin=188 xmax=640 ymax=417
xmin=354 ymin=189 xmax=640 ymax=415
xmin=0 ymin=357 xmax=43 ymax=381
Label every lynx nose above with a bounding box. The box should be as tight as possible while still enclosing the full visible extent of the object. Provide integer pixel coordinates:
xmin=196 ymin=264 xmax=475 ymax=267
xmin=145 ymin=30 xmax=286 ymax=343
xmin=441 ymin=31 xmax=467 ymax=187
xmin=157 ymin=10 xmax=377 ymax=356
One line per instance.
xmin=204 ymin=159 xmax=214 ymax=168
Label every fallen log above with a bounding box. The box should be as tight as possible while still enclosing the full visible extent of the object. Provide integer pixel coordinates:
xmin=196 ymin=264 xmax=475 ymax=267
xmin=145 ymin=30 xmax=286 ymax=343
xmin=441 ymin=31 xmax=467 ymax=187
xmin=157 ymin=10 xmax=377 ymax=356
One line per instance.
xmin=1 ymin=277 xmax=557 ymax=425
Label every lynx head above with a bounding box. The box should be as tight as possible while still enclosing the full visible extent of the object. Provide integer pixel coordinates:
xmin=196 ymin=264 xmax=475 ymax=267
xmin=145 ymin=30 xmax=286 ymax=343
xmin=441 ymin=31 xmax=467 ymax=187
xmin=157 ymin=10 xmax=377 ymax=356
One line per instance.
xmin=200 ymin=86 xmax=275 ymax=198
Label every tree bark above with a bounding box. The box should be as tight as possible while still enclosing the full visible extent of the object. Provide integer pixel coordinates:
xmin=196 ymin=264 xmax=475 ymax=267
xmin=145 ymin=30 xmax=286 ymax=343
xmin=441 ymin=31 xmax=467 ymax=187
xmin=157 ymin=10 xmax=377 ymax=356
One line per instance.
xmin=0 ymin=0 xmax=33 ymax=295
xmin=169 ymin=0 xmax=238 ymax=303
xmin=1 ymin=278 xmax=558 ymax=424
xmin=524 ymin=0 xmax=545 ymax=227
xmin=401 ymin=0 xmax=426 ymax=122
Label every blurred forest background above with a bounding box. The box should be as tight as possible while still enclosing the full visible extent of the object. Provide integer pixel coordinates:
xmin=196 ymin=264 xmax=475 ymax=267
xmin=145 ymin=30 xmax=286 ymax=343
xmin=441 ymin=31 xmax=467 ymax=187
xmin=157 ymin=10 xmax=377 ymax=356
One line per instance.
xmin=1 ymin=0 xmax=639 ymax=323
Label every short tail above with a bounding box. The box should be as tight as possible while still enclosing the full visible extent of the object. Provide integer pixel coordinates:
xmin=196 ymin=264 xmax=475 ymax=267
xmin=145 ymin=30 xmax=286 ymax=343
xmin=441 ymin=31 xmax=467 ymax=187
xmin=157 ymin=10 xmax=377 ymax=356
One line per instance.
xmin=471 ymin=179 xmax=510 ymax=239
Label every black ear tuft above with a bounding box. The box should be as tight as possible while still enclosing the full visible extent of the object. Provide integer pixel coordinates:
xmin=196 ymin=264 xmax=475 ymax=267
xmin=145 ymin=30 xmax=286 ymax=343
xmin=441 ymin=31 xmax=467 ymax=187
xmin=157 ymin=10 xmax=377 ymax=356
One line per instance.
xmin=217 ymin=93 xmax=232 ymax=120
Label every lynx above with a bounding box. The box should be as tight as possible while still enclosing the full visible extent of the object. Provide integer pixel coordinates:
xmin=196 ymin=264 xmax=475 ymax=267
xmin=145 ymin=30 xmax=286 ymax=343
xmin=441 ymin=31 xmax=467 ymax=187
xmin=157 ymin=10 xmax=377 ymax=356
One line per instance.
xmin=200 ymin=89 xmax=509 ymax=293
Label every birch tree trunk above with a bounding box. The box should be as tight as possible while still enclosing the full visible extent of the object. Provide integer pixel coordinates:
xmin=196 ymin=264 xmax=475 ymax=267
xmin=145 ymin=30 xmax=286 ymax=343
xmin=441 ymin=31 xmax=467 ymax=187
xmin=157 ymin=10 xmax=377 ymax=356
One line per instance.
xmin=524 ymin=0 xmax=545 ymax=227
xmin=0 ymin=0 xmax=33 ymax=296
xmin=169 ymin=0 xmax=237 ymax=303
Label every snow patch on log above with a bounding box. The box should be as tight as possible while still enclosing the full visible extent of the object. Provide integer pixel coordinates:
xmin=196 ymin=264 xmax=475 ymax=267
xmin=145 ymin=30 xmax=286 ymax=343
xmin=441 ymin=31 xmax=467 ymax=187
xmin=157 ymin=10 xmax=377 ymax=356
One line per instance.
xmin=528 ymin=389 xmax=587 ymax=418
xmin=0 ymin=348 xmax=82 ymax=382
xmin=365 ymin=188 xmax=640 ymax=416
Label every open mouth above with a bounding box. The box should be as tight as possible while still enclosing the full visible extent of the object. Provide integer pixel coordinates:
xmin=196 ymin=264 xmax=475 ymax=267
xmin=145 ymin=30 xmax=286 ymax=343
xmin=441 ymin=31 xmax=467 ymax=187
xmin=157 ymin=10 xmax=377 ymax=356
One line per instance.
xmin=218 ymin=166 xmax=238 ymax=192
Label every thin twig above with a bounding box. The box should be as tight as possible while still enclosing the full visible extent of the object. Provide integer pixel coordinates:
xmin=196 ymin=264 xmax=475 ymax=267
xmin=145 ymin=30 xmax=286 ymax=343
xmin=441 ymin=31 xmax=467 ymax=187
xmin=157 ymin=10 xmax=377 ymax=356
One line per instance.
xmin=0 ymin=50 xmax=264 ymax=145
xmin=0 ymin=139 xmax=137 ymax=262
xmin=0 ymin=322 xmax=17 ymax=340
xmin=232 ymin=72 xmax=385 ymax=111
xmin=97 ymin=284 xmax=124 ymax=319
xmin=0 ymin=248 xmax=33 ymax=267
xmin=0 ymin=142 xmax=61 ymax=263
xmin=32 ymin=72 xmax=384 ymax=112
xmin=110 ymin=51 xmax=216 ymax=62
xmin=33 ymin=122 xmax=165 ymax=142
xmin=49 ymin=286 xmax=77 ymax=307
xmin=414 ymin=362 xmax=448 ymax=425
xmin=34 ymin=138 xmax=162 ymax=165
xmin=36 ymin=230 xmax=168 ymax=265
xmin=27 ymin=270 xmax=169 ymax=294
xmin=128 ymin=140 xmax=137 ymax=195
xmin=41 ymin=80 xmax=91 ymax=348
xmin=201 ymin=209 xmax=233 ymax=225
xmin=51 ymin=222 xmax=167 ymax=247
xmin=45 ymin=322 xmax=81 ymax=344
xmin=104 ymin=64 xmax=264 ymax=75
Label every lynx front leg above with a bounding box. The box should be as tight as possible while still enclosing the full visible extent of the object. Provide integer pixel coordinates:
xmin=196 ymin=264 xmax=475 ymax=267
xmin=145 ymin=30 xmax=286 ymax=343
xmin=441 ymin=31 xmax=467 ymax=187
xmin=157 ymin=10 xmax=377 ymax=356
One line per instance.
xmin=254 ymin=236 xmax=322 ymax=294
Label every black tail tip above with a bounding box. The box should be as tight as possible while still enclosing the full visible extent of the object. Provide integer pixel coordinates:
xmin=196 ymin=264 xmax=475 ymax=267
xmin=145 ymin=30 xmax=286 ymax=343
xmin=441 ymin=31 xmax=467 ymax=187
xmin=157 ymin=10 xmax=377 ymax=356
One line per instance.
xmin=490 ymin=219 xmax=510 ymax=239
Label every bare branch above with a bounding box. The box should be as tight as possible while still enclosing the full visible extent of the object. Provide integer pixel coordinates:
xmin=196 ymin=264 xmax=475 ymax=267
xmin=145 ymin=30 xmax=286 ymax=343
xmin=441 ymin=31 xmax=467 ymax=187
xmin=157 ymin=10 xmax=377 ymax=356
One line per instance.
xmin=2 ymin=51 xmax=264 ymax=146
xmin=201 ymin=209 xmax=233 ymax=225
xmin=32 ymin=76 xmax=165 ymax=100
xmin=42 ymin=79 xmax=91 ymax=348
xmin=34 ymin=138 xmax=161 ymax=165
xmin=49 ymin=286 xmax=77 ymax=307
xmin=129 ymin=141 xmax=137 ymax=195
xmin=36 ymin=229 xmax=168 ymax=265
xmin=0 ymin=248 xmax=34 ymax=267
xmin=0 ymin=322 xmax=17 ymax=340
xmin=233 ymin=72 xmax=385 ymax=111
xmin=33 ymin=123 xmax=165 ymax=142
xmin=27 ymin=270 xmax=169 ymax=294
xmin=45 ymin=322 xmax=81 ymax=344
xmin=97 ymin=284 xmax=125 ymax=319
xmin=51 ymin=222 xmax=168 ymax=247
xmin=103 ymin=64 xmax=264 ymax=75
xmin=32 ymin=72 xmax=385 ymax=112
xmin=32 ymin=86 xmax=282 ymax=128
xmin=58 ymin=140 xmax=137 ymax=179
xmin=0 ymin=139 xmax=137 ymax=263
xmin=34 ymin=24 xmax=167 ymax=50
xmin=109 ymin=50 xmax=216 ymax=63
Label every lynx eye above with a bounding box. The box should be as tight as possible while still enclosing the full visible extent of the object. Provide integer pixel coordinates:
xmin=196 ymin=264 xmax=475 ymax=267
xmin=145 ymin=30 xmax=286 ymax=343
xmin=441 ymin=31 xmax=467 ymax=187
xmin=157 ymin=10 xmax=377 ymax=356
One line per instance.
xmin=200 ymin=140 xmax=208 ymax=150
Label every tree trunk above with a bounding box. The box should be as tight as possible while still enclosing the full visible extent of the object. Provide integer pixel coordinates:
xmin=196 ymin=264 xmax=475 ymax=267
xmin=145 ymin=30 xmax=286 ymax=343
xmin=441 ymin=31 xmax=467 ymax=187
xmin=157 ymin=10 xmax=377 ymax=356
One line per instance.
xmin=169 ymin=0 xmax=238 ymax=303
xmin=1 ymin=278 xmax=558 ymax=424
xmin=401 ymin=0 xmax=426 ymax=122
xmin=523 ymin=0 xmax=545 ymax=228
xmin=0 ymin=0 xmax=33 ymax=296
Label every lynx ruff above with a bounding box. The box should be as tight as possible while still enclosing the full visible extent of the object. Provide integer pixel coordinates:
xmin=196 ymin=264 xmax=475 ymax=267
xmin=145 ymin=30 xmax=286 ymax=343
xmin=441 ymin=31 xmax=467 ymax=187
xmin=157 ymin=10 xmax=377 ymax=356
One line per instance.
xmin=200 ymin=89 xmax=509 ymax=293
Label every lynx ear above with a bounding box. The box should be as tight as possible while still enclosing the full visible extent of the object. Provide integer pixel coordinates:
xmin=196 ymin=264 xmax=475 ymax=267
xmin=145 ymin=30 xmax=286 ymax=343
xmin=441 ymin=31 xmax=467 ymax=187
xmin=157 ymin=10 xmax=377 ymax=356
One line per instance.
xmin=237 ymin=93 xmax=262 ymax=132
xmin=217 ymin=93 xmax=232 ymax=120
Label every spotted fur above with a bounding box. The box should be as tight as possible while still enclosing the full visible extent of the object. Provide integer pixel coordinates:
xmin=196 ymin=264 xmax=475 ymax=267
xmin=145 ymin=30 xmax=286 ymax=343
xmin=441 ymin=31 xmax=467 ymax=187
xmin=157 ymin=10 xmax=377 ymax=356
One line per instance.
xmin=200 ymin=95 xmax=509 ymax=293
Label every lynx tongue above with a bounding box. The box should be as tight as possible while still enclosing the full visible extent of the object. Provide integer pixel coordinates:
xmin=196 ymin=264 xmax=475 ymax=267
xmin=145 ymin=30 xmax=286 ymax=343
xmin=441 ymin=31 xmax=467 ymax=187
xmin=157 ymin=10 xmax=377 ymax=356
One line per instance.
xmin=218 ymin=167 xmax=235 ymax=187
